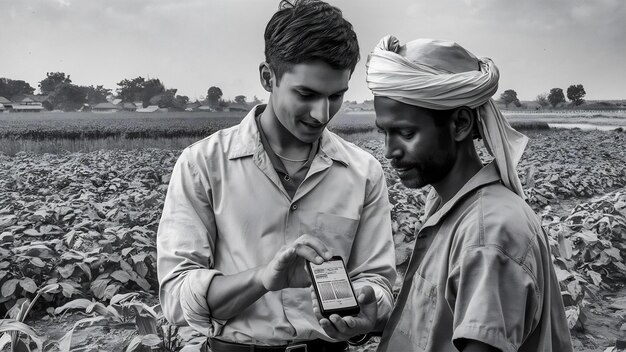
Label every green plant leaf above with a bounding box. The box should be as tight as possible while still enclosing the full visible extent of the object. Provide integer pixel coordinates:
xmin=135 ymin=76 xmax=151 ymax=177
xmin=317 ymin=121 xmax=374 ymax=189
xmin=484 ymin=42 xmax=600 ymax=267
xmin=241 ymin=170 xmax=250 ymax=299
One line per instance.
xmin=29 ymin=257 xmax=46 ymax=268
xmin=58 ymin=315 xmax=109 ymax=352
xmin=22 ymin=229 xmax=42 ymax=237
xmin=57 ymin=264 xmax=75 ymax=279
xmin=55 ymin=298 xmax=92 ymax=315
xmin=0 ymin=333 xmax=11 ymax=351
xmin=587 ymin=270 xmax=603 ymax=286
xmin=565 ymin=305 xmax=580 ymax=329
xmin=20 ymin=278 xmax=37 ymax=294
xmin=111 ymin=270 xmax=131 ymax=283
xmin=1 ymin=279 xmax=19 ymax=297
xmin=0 ymin=319 xmax=44 ymax=351
xmin=141 ymin=334 xmax=162 ymax=347
xmin=90 ymin=278 xmax=110 ymax=299
xmin=110 ymin=292 xmax=140 ymax=306
xmin=125 ymin=336 xmax=143 ymax=352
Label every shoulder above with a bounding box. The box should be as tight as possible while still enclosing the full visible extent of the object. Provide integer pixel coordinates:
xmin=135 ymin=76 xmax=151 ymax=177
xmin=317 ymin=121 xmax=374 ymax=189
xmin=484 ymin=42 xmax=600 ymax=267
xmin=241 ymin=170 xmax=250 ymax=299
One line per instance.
xmin=451 ymin=183 xmax=544 ymax=268
xmin=179 ymin=124 xmax=241 ymax=168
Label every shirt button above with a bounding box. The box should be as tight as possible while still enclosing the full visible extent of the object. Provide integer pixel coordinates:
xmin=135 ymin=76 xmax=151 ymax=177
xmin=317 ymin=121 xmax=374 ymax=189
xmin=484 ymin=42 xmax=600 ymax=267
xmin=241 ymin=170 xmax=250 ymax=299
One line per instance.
xmin=284 ymin=175 xmax=291 ymax=181
xmin=291 ymin=204 xmax=298 ymax=211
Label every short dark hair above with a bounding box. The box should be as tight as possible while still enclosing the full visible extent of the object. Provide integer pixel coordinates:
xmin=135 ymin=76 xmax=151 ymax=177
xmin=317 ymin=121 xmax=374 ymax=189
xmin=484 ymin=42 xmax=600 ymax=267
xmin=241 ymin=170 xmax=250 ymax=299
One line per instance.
xmin=264 ymin=0 xmax=360 ymax=83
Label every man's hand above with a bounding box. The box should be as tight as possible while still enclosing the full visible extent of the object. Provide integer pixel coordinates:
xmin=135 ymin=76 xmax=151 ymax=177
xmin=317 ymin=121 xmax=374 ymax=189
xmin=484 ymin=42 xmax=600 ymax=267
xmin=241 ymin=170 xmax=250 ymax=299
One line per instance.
xmin=259 ymin=234 xmax=333 ymax=292
xmin=312 ymin=285 xmax=378 ymax=340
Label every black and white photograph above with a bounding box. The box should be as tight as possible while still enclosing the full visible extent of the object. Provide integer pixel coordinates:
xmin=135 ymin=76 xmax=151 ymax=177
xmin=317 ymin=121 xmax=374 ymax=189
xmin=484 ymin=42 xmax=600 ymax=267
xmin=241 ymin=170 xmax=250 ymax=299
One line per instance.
xmin=1 ymin=1 xmax=625 ymax=351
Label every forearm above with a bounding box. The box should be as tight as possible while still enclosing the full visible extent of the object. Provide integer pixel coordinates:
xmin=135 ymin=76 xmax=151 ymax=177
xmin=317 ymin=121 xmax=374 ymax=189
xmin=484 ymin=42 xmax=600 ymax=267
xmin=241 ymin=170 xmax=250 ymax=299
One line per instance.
xmin=206 ymin=266 xmax=268 ymax=320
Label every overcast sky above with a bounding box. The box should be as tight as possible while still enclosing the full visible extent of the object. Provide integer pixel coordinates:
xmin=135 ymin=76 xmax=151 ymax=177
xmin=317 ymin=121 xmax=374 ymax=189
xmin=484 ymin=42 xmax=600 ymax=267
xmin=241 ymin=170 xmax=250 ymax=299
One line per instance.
xmin=1 ymin=0 xmax=624 ymax=102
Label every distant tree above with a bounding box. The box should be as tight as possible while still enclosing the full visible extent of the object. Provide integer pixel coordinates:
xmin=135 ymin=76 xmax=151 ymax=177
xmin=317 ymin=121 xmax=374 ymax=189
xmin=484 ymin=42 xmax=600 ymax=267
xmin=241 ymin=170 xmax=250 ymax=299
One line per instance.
xmin=207 ymin=86 xmax=223 ymax=108
xmin=0 ymin=78 xmax=35 ymax=98
xmin=48 ymin=83 xmax=87 ymax=111
xmin=39 ymin=72 xmax=71 ymax=95
xmin=548 ymin=88 xmax=566 ymax=108
xmin=567 ymin=84 xmax=586 ymax=106
xmin=82 ymin=85 xmax=111 ymax=105
xmin=535 ymin=93 xmax=549 ymax=108
xmin=175 ymin=95 xmax=189 ymax=108
xmin=252 ymin=95 xmax=263 ymax=105
xmin=234 ymin=95 xmax=247 ymax=104
xmin=500 ymin=89 xmax=521 ymax=108
xmin=116 ymin=77 xmax=166 ymax=107
xmin=117 ymin=77 xmax=145 ymax=103
xmin=141 ymin=78 xmax=165 ymax=107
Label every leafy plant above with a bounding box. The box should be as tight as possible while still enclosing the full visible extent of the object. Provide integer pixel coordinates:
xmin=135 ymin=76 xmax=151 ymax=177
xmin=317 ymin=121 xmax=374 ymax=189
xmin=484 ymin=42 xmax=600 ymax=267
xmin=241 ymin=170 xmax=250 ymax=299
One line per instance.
xmin=0 ymin=283 xmax=68 ymax=352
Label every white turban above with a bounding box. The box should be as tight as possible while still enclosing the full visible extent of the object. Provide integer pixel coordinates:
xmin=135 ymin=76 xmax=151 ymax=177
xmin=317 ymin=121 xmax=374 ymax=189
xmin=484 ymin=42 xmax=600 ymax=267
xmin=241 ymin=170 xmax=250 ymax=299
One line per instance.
xmin=366 ymin=35 xmax=528 ymax=199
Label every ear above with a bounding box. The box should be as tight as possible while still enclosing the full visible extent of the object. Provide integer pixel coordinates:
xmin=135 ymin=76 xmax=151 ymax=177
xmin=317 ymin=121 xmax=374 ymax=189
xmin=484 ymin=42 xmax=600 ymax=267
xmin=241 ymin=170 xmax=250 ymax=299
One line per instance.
xmin=259 ymin=62 xmax=273 ymax=92
xmin=451 ymin=106 xmax=474 ymax=142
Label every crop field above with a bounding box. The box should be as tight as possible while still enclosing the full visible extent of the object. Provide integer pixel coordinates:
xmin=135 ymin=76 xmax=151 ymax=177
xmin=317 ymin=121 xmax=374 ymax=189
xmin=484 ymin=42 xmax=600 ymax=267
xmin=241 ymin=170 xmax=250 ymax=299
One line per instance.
xmin=0 ymin=111 xmax=625 ymax=351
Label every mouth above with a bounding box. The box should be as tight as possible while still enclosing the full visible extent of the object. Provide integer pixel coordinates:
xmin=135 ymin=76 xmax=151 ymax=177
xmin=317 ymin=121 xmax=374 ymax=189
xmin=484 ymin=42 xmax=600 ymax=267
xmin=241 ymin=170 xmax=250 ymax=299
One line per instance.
xmin=393 ymin=166 xmax=414 ymax=177
xmin=300 ymin=119 xmax=325 ymax=130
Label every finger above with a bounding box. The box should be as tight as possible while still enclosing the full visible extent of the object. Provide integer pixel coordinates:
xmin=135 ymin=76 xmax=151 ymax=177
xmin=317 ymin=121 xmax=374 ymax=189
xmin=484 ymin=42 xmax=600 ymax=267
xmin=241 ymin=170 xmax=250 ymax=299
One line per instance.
xmin=329 ymin=314 xmax=349 ymax=333
xmin=311 ymin=290 xmax=324 ymax=319
xmin=293 ymin=244 xmax=325 ymax=264
xmin=319 ymin=318 xmax=339 ymax=338
xmin=273 ymin=247 xmax=297 ymax=270
xmin=343 ymin=316 xmax=357 ymax=329
xmin=295 ymin=234 xmax=333 ymax=260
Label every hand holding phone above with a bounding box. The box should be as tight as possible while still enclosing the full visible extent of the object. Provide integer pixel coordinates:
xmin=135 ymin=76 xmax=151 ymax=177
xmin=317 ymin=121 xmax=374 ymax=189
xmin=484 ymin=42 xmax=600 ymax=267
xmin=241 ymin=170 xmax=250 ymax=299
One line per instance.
xmin=307 ymin=256 xmax=360 ymax=318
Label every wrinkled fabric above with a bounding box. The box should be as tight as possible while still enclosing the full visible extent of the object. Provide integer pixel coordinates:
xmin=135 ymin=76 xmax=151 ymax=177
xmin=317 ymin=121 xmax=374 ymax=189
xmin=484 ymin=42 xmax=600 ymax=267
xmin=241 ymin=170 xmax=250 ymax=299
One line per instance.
xmin=366 ymin=35 xmax=528 ymax=199
xmin=377 ymin=163 xmax=573 ymax=352
xmin=157 ymin=105 xmax=396 ymax=344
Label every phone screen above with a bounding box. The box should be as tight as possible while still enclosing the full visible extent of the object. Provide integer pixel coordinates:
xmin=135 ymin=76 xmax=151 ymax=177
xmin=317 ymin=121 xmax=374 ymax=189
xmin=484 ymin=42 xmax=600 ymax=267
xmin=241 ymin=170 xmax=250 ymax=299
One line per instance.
xmin=309 ymin=258 xmax=358 ymax=313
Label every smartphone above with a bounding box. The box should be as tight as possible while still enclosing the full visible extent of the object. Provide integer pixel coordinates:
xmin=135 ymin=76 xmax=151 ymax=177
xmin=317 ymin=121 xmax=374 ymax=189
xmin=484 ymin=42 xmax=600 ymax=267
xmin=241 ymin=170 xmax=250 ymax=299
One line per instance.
xmin=307 ymin=256 xmax=360 ymax=318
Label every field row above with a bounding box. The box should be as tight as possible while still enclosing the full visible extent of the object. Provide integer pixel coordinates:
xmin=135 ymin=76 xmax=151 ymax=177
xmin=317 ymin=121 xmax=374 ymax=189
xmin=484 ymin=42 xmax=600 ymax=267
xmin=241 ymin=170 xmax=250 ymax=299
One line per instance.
xmin=1 ymin=129 xmax=625 ymax=350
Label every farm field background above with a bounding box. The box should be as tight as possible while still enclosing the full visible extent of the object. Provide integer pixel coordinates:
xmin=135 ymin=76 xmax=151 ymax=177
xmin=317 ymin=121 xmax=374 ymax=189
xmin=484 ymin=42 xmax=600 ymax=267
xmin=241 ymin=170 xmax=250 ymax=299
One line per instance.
xmin=1 ymin=110 xmax=625 ymax=351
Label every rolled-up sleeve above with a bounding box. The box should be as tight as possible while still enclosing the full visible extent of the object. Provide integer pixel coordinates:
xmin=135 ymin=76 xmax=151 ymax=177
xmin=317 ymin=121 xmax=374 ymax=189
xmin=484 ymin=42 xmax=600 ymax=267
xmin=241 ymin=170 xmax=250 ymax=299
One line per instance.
xmin=348 ymin=162 xmax=397 ymax=325
xmin=157 ymin=149 xmax=225 ymax=336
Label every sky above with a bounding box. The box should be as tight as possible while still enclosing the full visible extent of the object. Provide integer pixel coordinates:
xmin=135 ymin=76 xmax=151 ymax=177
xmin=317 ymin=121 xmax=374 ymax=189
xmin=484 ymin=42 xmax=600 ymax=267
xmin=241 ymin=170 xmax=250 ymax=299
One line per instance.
xmin=1 ymin=0 xmax=625 ymax=103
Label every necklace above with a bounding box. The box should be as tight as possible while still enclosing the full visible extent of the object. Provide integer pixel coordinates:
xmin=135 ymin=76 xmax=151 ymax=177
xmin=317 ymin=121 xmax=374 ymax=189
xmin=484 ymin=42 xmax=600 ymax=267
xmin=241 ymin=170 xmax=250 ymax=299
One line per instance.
xmin=275 ymin=152 xmax=307 ymax=163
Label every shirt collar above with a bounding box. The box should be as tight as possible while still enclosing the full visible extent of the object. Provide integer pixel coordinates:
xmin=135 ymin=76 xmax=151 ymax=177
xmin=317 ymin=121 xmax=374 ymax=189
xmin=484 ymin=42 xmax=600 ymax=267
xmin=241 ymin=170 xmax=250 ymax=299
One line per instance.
xmin=421 ymin=162 xmax=501 ymax=230
xmin=228 ymin=104 xmax=350 ymax=166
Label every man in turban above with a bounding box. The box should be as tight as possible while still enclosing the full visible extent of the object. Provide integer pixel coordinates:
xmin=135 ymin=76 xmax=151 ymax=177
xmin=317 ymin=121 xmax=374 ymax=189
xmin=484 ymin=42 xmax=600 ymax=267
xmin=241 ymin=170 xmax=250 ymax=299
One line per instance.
xmin=367 ymin=36 xmax=573 ymax=352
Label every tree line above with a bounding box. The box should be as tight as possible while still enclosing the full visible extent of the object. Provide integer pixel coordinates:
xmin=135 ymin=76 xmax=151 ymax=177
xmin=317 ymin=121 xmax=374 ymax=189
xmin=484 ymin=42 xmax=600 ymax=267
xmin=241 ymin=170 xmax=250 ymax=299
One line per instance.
xmin=0 ymin=73 xmax=260 ymax=112
xmin=499 ymin=84 xmax=587 ymax=109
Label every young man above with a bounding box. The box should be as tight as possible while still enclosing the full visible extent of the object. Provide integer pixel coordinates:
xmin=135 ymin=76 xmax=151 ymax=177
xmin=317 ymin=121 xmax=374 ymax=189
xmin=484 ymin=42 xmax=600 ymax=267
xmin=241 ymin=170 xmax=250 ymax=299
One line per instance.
xmin=157 ymin=1 xmax=396 ymax=351
xmin=367 ymin=36 xmax=573 ymax=352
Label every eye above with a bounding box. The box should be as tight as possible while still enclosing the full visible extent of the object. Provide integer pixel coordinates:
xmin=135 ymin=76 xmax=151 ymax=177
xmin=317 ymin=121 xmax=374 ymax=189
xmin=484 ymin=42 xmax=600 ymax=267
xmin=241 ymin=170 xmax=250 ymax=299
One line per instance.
xmin=399 ymin=130 xmax=415 ymax=138
xmin=296 ymin=90 xmax=314 ymax=99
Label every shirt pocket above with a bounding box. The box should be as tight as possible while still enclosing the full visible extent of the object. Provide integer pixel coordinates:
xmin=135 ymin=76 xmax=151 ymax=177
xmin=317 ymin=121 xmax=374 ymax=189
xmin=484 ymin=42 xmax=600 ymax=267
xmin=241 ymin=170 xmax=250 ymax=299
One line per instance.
xmin=314 ymin=212 xmax=359 ymax=260
xmin=393 ymin=273 xmax=438 ymax=350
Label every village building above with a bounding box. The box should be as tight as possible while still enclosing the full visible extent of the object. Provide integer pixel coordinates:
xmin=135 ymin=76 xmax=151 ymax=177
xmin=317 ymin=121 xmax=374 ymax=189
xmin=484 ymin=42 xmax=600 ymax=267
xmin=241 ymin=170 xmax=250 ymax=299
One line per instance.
xmin=0 ymin=96 xmax=11 ymax=111
xmin=92 ymin=102 xmax=122 ymax=113
xmin=10 ymin=95 xmax=47 ymax=112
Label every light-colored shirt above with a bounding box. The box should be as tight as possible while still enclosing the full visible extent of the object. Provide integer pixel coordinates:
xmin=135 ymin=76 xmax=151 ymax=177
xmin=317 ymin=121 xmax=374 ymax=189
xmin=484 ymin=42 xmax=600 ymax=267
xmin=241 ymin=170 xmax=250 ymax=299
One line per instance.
xmin=157 ymin=105 xmax=396 ymax=345
xmin=378 ymin=162 xmax=573 ymax=352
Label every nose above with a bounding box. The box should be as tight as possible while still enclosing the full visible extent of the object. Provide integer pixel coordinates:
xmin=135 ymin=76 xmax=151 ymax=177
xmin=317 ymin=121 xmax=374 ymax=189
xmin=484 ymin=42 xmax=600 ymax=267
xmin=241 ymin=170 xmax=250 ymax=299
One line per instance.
xmin=384 ymin=136 xmax=403 ymax=160
xmin=310 ymin=98 xmax=330 ymax=124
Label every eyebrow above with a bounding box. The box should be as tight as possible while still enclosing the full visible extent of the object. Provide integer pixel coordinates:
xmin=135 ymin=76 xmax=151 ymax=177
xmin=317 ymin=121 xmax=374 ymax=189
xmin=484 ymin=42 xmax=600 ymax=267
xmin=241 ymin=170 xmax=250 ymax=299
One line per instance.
xmin=294 ymin=86 xmax=349 ymax=96
xmin=375 ymin=121 xmax=418 ymax=130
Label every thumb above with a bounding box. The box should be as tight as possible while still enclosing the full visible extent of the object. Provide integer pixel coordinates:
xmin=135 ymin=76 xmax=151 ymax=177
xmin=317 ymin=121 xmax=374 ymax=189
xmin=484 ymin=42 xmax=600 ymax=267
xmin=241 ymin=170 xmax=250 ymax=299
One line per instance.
xmin=357 ymin=285 xmax=377 ymax=305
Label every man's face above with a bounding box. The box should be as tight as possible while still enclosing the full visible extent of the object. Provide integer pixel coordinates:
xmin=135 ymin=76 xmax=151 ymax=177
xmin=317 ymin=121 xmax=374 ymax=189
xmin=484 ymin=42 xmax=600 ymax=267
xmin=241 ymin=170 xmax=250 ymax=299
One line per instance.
xmin=270 ymin=61 xmax=350 ymax=144
xmin=374 ymin=96 xmax=456 ymax=189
